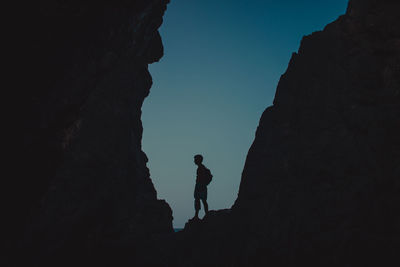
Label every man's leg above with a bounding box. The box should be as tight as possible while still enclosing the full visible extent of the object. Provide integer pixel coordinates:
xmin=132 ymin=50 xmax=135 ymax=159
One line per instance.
xmin=202 ymin=199 xmax=208 ymax=215
xmin=194 ymin=198 xmax=200 ymax=218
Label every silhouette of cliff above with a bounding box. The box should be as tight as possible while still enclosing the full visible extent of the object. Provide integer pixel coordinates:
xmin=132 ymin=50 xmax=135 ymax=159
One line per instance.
xmin=10 ymin=0 xmax=399 ymax=266
xmin=10 ymin=1 xmax=172 ymax=266
xmin=171 ymin=0 xmax=400 ymax=266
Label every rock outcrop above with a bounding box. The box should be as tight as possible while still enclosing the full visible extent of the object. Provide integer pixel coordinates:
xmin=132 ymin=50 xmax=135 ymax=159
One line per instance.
xmin=10 ymin=1 xmax=172 ymax=266
xmin=172 ymin=0 xmax=400 ymax=266
xmin=10 ymin=0 xmax=399 ymax=266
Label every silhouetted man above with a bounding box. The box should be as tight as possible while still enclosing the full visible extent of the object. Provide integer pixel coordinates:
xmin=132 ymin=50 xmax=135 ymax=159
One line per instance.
xmin=193 ymin=154 xmax=212 ymax=219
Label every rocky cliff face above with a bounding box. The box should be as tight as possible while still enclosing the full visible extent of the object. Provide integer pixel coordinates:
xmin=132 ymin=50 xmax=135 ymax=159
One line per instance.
xmin=10 ymin=0 xmax=399 ymax=266
xmin=11 ymin=1 xmax=172 ymax=266
xmin=173 ymin=0 xmax=400 ymax=266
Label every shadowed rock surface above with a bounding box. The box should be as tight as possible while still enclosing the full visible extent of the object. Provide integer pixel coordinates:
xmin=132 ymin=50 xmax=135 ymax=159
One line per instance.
xmin=171 ymin=0 xmax=400 ymax=266
xmin=10 ymin=1 xmax=172 ymax=266
xmin=10 ymin=0 xmax=399 ymax=266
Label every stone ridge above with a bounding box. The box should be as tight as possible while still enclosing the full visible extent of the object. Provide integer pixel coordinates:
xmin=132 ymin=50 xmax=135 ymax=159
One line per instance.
xmin=171 ymin=0 xmax=400 ymax=266
xmin=11 ymin=1 xmax=172 ymax=266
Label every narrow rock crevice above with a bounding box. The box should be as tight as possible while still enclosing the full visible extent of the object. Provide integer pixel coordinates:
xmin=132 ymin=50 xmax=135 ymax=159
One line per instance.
xmin=11 ymin=0 xmax=399 ymax=266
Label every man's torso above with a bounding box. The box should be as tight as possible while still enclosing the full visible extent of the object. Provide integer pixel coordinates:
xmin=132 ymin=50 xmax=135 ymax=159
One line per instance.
xmin=196 ymin=164 xmax=208 ymax=191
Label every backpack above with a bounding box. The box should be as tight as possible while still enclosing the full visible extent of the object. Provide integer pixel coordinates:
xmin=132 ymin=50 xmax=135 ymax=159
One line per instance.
xmin=204 ymin=167 xmax=213 ymax=185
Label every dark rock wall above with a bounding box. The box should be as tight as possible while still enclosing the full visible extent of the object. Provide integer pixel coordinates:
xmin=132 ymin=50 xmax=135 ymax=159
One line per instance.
xmin=10 ymin=0 xmax=400 ymax=266
xmin=236 ymin=0 xmax=400 ymax=265
xmin=11 ymin=1 xmax=172 ymax=266
xmin=172 ymin=0 xmax=400 ymax=266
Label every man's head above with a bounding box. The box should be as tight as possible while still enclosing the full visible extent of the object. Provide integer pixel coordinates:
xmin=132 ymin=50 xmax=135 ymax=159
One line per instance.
xmin=194 ymin=154 xmax=203 ymax=165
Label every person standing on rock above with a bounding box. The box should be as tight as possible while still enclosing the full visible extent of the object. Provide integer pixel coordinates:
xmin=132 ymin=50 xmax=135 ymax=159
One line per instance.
xmin=193 ymin=154 xmax=213 ymax=219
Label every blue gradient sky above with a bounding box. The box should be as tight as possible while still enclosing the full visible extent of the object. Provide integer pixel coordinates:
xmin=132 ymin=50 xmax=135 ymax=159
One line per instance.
xmin=142 ymin=0 xmax=349 ymax=228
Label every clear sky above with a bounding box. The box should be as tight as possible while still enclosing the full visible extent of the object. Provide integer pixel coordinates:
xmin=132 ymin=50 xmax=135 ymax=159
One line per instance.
xmin=142 ymin=0 xmax=349 ymax=228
